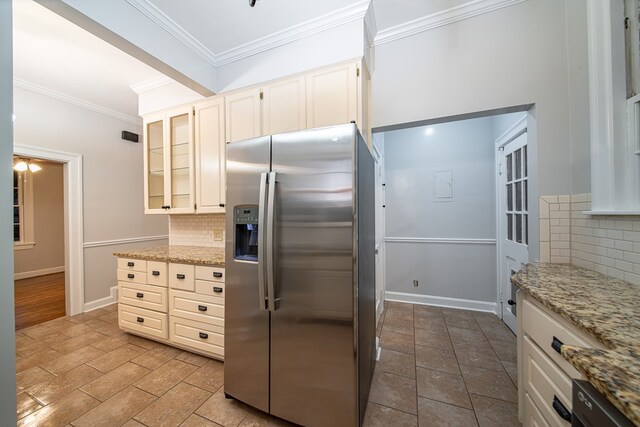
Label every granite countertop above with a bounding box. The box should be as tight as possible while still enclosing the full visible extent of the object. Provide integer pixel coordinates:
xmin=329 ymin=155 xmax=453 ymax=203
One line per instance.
xmin=512 ymin=263 xmax=640 ymax=425
xmin=113 ymin=245 xmax=225 ymax=267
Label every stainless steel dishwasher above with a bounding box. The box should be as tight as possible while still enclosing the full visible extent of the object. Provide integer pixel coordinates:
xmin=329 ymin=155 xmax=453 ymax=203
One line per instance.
xmin=572 ymin=380 xmax=635 ymax=427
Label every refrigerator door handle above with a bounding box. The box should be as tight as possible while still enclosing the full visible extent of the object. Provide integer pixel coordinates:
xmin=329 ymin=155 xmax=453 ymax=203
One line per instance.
xmin=257 ymin=172 xmax=268 ymax=310
xmin=266 ymin=171 xmax=278 ymax=311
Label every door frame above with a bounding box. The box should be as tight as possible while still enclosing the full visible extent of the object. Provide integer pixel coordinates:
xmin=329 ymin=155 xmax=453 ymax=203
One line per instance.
xmin=14 ymin=144 xmax=84 ymax=316
xmin=495 ymin=114 xmax=531 ymax=321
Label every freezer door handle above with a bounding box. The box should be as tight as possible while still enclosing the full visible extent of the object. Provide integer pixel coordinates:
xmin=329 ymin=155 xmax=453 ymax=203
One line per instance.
xmin=266 ymin=171 xmax=278 ymax=311
xmin=257 ymin=172 xmax=268 ymax=310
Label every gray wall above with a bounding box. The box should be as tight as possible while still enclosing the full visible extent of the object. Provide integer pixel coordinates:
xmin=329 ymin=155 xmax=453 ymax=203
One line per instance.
xmin=372 ymin=0 xmax=590 ymax=197
xmin=1 ymin=0 xmax=17 ymax=422
xmin=384 ymin=117 xmax=497 ymax=303
xmin=14 ymin=162 xmax=65 ymax=274
xmin=13 ymin=88 xmax=168 ymax=303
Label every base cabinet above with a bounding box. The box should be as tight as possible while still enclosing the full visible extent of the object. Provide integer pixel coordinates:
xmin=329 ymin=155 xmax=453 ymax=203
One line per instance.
xmin=517 ymin=290 xmax=603 ymax=426
xmin=117 ymin=257 xmax=225 ymax=360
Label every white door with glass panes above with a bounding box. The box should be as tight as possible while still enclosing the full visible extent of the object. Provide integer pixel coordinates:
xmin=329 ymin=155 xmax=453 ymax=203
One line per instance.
xmin=499 ymin=132 xmax=529 ymax=333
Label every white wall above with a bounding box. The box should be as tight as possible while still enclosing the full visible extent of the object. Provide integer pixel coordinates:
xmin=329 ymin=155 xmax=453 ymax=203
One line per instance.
xmin=372 ymin=0 xmax=589 ymax=198
xmin=1 ymin=0 xmax=17 ymax=422
xmin=13 ymin=88 xmax=168 ymax=303
xmin=384 ymin=117 xmax=497 ymax=304
xmin=14 ymin=161 xmax=65 ymax=275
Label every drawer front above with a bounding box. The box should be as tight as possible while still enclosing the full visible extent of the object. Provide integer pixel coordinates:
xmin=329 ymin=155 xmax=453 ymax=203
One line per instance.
xmin=524 ymin=392 xmax=551 ymax=427
xmin=195 ymin=280 xmax=225 ymax=300
xmin=119 ymin=282 xmax=168 ymax=312
xmin=169 ymin=263 xmax=195 ymax=291
xmin=117 ymin=269 xmax=147 ymax=285
xmin=147 ymin=261 xmax=168 ymax=287
xmin=169 ymin=289 xmax=224 ymax=327
xmin=195 ymin=266 xmax=225 ymax=283
xmin=117 ymin=258 xmax=147 ymax=272
xmin=523 ymin=335 xmax=573 ymax=427
xmin=522 ymin=299 xmax=588 ymax=377
xmin=119 ymin=304 xmax=168 ymax=340
xmin=170 ymin=317 xmax=224 ymax=358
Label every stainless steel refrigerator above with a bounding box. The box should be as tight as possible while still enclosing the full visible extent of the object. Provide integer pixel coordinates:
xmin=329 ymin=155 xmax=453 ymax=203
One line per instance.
xmin=224 ymin=124 xmax=375 ymax=427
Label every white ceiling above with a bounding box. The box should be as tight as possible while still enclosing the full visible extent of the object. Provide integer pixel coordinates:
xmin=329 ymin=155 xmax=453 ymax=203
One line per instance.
xmin=12 ymin=0 xmax=473 ymax=119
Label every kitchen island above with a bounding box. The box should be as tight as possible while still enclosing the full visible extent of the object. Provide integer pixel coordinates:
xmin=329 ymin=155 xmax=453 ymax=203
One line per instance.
xmin=512 ymin=263 xmax=640 ymax=426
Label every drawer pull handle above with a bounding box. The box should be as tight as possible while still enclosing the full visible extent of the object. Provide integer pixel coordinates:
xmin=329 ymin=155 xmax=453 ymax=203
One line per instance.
xmin=152 ymin=271 xmax=160 ymax=276
xmin=127 ymin=273 xmax=135 ymax=279
xmin=213 ymin=287 xmax=223 ymax=293
xmin=507 ymin=299 xmax=516 ymax=306
xmin=199 ymin=332 xmax=208 ymax=339
xmin=552 ymin=395 xmax=571 ymax=422
xmin=136 ymin=317 xmax=144 ymax=323
xmin=136 ymin=292 xmax=144 ymax=298
xmin=127 ymin=262 xmax=135 ymax=267
xmin=177 ymin=274 xmax=186 ymax=280
xmin=213 ymin=272 xmax=223 ymax=278
xmin=551 ymin=336 xmax=564 ymax=354
xmin=198 ymin=305 xmax=208 ymax=312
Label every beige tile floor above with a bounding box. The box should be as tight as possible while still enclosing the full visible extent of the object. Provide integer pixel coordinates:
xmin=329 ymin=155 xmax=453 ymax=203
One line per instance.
xmin=14 ymin=302 xmax=520 ymax=426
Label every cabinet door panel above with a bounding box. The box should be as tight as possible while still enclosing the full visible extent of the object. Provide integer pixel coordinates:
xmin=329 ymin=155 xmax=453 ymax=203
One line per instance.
xmin=144 ymin=112 xmax=167 ymax=213
xmin=263 ymin=76 xmax=306 ymax=135
xmin=166 ymin=108 xmax=194 ymax=213
xmin=225 ymin=89 xmax=261 ymax=143
xmin=195 ymin=98 xmax=226 ymax=213
xmin=306 ymin=62 xmax=358 ymax=129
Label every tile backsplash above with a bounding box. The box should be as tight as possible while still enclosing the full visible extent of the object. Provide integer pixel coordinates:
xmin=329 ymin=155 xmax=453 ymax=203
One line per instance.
xmin=169 ymin=214 xmax=225 ymax=248
xmin=539 ymin=193 xmax=640 ymax=285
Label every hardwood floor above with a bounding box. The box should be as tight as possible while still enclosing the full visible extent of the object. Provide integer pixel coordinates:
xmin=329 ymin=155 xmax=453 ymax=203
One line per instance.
xmin=15 ymin=272 xmax=66 ymax=330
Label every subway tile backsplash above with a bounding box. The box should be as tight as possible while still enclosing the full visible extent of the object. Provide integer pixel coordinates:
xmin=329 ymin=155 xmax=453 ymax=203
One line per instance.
xmin=169 ymin=214 xmax=225 ymax=248
xmin=539 ymin=194 xmax=640 ymax=285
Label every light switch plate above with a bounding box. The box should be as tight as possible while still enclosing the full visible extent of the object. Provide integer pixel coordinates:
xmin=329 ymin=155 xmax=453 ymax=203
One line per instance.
xmin=213 ymin=229 xmax=223 ymax=241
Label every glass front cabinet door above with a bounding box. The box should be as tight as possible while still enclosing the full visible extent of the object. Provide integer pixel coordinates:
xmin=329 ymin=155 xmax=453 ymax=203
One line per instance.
xmin=143 ymin=107 xmax=195 ymax=214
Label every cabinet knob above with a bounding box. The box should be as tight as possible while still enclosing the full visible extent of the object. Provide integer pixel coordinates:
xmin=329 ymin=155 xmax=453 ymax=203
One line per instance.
xmin=136 ymin=292 xmax=144 ymax=298
xmin=219 ymin=203 xmax=225 ymax=207
xmin=176 ymin=274 xmax=186 ymax=280
xmin=136 ymin=317 xmax=144 ymax=323
xmin=507 ymin=299 xmax=516 ymax=306
xmin=199 ymin=332 xmax=208 ymax=339
xmin=198 ymin=305 xmax=208 ymax=312
xmin=213 ymin=287 xmax=223 ymax=293
xmin=127 ymin=273 xmax=135 ymax=279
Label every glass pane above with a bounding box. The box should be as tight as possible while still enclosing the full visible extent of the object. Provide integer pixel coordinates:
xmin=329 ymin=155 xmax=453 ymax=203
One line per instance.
xmin=515 ymin=182 xmax=522 ymax=211
xmin=523 ymin=145 xmax=528 ymax=178
xmin=170 ymin=114 xmax=190 ymax=146
xmin=14 ymin=224 xmax=20 ymax=242
xmin=506 ymin=154 xmax=512 ymax=181
xmin=13 ymin=206 xmax=19 ymax=224
xmin=507 ymin=214 xmax=513 ymax=241
xmin=13 ymin=188 xmax=18 ymax=205
xmin=507 ymin=184 xmax=513 ymax=211
xmin=147 ymin=121 xmax=164 ymax=150
xmin=147 ymin=120 xmax=165 ymax=209
xmin=13 ymin=170 xmax=17 ymax=187
xmin=515 ymin=214 xmax=522 ymax=243
xmin=515 ymin=149 xmax=522 ymax=180
xmin=524 ymin=214 xmax=528 ymax=245
xmin=524 ymin=179 xmax=528 ymax=211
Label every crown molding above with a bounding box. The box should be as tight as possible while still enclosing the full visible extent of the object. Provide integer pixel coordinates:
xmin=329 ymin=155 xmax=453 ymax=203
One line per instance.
xmin=207 ymin=0 xmax=369 ymax=67
xmin=124 ymin=0 xmax=217 ymax=66
xmin=374 ymin=0 xmax=527 ymax=46
xmin=129 ymin=75 xmax=175 ymax=94
xmin=14 ymin=78 xmax=142 ymax=125
xmin=364 ymin=1 xmax=377 ymax=47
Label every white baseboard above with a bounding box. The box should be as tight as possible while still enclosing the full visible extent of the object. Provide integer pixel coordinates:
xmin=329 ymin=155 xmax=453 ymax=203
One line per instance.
xmin=375 ymin=337 xmax=381 ymax=361
xmin=84 ymin=286 xmax=118 ymax=312
xmin=14 ymin=266 xmax=65 ymax=280
xmin=385 ymin=291 xmax=497 ymax=314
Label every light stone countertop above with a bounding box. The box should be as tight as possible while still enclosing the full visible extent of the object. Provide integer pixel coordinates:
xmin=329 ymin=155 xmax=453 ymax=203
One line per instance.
xmin=113 ymin=245 xmax=225 ymax=267
xmin=512 ymin=262 xmax=640 ymax=426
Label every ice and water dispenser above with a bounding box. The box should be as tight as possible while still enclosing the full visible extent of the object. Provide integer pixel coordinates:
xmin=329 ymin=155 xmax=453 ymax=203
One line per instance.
xmin=234 ymin=206 xmax=259 ymax=262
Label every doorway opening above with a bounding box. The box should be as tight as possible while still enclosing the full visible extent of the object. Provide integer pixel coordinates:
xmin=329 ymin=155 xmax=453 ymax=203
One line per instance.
xmin=373 ymin=105 xmax=536 ymax=333
xmin=13 ymin=145 xmax=85 ymax=320
xmin=13 ymin=156 xmax=65 ymax=329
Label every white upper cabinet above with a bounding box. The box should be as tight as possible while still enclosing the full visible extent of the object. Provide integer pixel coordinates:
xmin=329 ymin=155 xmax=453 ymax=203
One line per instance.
xmin=143 ymin=106 xmax=195 ymax=214
xmin=306 ymin=62 xmax=358 ymax=129
xmin=225 ymin=88 xmax=261 ymax=143
xmin=262 ymin=76 xmax=306 ymax=135
xmin=195 ymin=98 xmax=226 ymax=214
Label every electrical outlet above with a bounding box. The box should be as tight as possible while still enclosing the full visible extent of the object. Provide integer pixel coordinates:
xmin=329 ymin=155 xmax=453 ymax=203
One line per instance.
xmin=413 ymin=280 xmax=419 ymax=287
xmin=213 ymin=229 xmax=223 ymax=241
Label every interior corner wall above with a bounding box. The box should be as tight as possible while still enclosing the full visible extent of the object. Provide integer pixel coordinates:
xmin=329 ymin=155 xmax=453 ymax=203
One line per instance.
xmin=372 ymin=0 xmax=588 ymax=197
xmin=0 ymin=0 xmax=17 ymax=423
xmin=14 ymin=162 xmax=65 ymax=275
xmin=215 ymin=20 xmax=365 ymax=92
xmin=13 ymin=88 xmax=168 ymax=303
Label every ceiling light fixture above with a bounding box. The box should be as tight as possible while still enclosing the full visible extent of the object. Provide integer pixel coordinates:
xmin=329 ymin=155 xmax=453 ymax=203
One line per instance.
xmin=13 ymin=159 xmax=42 ymax=173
